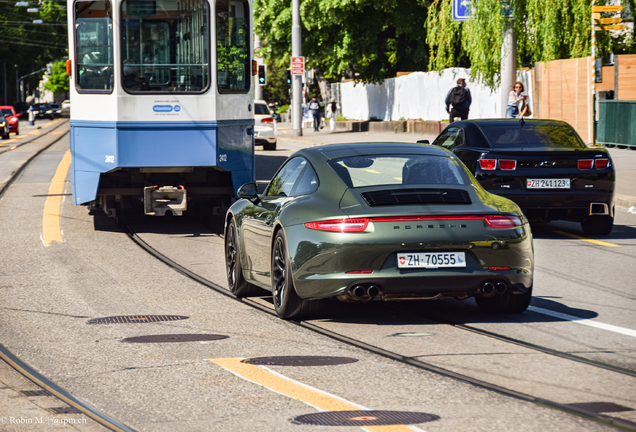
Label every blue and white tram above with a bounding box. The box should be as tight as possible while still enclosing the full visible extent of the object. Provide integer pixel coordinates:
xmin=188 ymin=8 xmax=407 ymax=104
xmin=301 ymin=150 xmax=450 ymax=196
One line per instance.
xmin=67 ymin=0 xmax=255 ymax=219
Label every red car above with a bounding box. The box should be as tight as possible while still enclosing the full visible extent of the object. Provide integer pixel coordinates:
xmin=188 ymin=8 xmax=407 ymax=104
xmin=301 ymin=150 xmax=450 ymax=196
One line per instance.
xmin=0 ymin=106 xmax=20 ymax=136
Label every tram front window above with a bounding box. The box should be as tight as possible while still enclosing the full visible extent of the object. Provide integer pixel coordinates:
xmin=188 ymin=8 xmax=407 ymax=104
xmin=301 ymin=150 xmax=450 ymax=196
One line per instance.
xmin=75 ymin=0 xmax=114 ymax=92
xmin=121 ymin=0 xmax=209 ymax=93
xmin=216 ymin=0 xmax=249 ymax=93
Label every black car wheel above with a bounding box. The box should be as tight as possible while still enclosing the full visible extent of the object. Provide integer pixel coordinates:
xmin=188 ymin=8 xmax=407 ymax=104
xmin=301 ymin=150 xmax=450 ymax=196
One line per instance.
xmin=581 ymin=215 xmax=614 ymax=237
xmin=272 ymin=230 xmax=314 ymax=320
xmin=475 ymin=284 xmax=532 ymax=314
xmin=225 ymin=219 xmax=265 ymax=298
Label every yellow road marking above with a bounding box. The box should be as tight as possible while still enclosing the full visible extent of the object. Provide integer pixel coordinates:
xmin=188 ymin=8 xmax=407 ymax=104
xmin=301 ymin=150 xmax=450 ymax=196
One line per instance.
xmin=554 ymin=230 xmax=620 ymax=247
xmin=210 ymin=358 xmax=420 ymax=432
xmin=364 ymin=169 xmax=381 ymax=174
xmin=42 ymin=150 xmax=71 ymax=246
xmin=394 ymin=177 xmax=402 ymax=181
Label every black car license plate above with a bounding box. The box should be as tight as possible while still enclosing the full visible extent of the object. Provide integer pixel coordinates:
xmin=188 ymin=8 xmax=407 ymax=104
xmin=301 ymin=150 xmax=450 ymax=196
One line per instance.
xmin=526 ymin=178 xmax=571 ymax=189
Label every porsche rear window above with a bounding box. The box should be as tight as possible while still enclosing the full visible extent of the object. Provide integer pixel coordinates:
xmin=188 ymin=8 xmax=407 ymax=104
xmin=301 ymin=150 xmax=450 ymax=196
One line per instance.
xmin=481 ymin=123 xmax=586 ymax=148
xmin=329 ymin=155 xmax=466 ymax=188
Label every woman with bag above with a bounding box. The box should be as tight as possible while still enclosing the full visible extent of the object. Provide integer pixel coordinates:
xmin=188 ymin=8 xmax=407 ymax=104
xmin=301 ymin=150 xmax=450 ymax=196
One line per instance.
xmin=505 ymin=81 xmax=528 ymax=118
xmin=326 ymin=100 xmax=339 ymax=132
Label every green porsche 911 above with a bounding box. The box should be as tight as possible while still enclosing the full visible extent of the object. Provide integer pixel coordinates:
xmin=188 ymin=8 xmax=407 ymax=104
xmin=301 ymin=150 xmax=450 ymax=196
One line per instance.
xmin=224 ymin=143 xmax=534 ymax=320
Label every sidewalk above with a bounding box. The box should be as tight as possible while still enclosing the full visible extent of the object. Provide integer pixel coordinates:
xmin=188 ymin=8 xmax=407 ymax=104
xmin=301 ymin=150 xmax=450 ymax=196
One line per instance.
xmin=277 ymin=121 xmax=636 ymax=210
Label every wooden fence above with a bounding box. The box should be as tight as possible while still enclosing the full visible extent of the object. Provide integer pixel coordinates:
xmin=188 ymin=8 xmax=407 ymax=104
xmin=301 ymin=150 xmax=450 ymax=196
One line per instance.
xmin=533 ymin=54 xmax=636 ymax=143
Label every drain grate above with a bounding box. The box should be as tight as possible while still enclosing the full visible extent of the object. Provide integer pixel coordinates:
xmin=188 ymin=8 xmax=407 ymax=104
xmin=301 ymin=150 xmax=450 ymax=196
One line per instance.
xmin=20 ymin=390 xmax=52 ymax=397
xmin=49 ymin=406 xmax=83 ymax=415
xmin=121 ymin=334 xmax=228 ymax=343
xmin=243 ymin=356 xmax=358 ymax=367
xmin=87 ymin=315 xmax=189 ymax=325
xmin=566 ymin=402 xmax=634 ymax=413
xmin=293 ymin=410 xmax=440 ymax=426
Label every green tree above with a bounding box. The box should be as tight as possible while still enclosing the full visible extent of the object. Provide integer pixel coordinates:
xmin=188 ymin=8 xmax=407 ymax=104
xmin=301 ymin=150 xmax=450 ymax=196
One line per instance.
xmin=262 ymin=62 xmax=291 ymax=105
xmin=0 ymin=0 xmax=67 ymax=103
xmin=254 ymin=0 xmax=433 ymax=93
xmin=426 ymin=0 xmax=635 ymax=88
xmin=43 ymin=61 xmax=70 ymax=96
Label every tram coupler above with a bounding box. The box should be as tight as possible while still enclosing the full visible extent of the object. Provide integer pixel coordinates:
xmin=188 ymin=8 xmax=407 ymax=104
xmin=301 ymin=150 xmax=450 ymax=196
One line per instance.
xmin=143 ymin=185 xmax=187 ymax=216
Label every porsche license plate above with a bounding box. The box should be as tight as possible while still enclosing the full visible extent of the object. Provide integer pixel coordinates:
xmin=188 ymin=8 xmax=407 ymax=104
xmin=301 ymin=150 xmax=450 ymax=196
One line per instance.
xmin=397 ymin=252 xmax=466 ymax=269
xmin=526 ymin=178 xmax=570 ymax=189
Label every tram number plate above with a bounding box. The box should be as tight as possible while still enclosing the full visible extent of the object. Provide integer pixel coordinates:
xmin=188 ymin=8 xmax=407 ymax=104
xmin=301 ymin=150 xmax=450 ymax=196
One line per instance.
xmin=397 ymin=252 xmax=466 ymax=269
xmin=526 ymin=178 xmax=570 ymax=189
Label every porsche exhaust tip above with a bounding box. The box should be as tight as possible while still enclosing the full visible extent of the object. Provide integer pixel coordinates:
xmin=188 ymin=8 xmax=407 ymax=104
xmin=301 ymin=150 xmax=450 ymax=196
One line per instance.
xmin=345 ymin=284 xmax=381 ymax=301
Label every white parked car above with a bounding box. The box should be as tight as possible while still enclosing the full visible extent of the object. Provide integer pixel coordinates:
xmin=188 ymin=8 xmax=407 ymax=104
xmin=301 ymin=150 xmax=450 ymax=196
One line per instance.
xmin=254 ymin=100 xmax=277 ymax=151
xmin=61 ymin=100 xmax=71 ymax=109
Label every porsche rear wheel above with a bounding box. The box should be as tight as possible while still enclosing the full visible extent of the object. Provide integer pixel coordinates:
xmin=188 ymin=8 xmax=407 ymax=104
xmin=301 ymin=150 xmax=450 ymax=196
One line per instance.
xmin=475 ymin=285 xmax=532 ymax=314
xmin=271 ymin=231 xmax=314 ymax=320
xmin=225 ymin=220 xmax=265 ymax=298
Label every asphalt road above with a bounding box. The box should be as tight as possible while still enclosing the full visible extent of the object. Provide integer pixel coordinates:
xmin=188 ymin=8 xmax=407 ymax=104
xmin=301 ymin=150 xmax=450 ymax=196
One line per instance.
xmin=0 ymin=121 xmax=635 ymax=431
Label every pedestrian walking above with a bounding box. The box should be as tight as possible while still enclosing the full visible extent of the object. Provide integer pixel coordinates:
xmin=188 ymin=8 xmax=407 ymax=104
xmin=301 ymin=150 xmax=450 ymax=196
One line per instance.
xmin=325 ymin=99 xmax=339 ymax=132
xmin=445 ymin=78 xmax=472 ymax=123
xmin=308 ymin=97 xmax=321 ymax=132
xmin=505 ymin=81 xmax=528 ymax=118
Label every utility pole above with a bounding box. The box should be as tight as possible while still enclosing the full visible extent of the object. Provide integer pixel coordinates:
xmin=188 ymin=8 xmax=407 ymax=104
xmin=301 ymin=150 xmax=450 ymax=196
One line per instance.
xmin=292 ymin=0 xmax=302 ymax=136
xmin=500 ymin=17 xmax=516 ymax=117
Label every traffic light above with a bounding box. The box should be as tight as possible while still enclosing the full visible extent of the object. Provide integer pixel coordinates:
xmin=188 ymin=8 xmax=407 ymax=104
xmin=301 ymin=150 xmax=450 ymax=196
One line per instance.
xmin=285 ymin=69 xmax=292 ymax=85
xmin=257 ymin=64 xmax=267 ymax=85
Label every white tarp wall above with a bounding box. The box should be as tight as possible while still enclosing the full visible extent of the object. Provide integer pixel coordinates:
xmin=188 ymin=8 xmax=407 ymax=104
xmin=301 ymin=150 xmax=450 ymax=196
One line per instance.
xmin=340 ymin=68 xmax=533 ymax=121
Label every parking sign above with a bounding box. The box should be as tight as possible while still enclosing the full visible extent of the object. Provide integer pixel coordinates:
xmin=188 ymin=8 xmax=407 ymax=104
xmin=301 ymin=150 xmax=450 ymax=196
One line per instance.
xmin=453 ymin=0 xmax=471 ymax=20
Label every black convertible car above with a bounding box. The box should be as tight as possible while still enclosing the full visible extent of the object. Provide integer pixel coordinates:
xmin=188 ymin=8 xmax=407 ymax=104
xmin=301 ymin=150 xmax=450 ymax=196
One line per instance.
xmin=429 ymin=119 xmax=615 ymax=236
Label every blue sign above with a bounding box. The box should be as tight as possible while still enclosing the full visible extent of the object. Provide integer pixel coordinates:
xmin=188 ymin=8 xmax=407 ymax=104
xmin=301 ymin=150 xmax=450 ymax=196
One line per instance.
xmin=153 ymin=105 xmax=173 ymax=113
xmin=453 ymin=0 xmax=471 ymax=21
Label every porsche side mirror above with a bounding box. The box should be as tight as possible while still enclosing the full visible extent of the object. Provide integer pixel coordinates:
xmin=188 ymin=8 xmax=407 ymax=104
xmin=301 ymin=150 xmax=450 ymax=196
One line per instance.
xmin=417 ymin=140 xmax=430 ymax=144
xmin=237 ymin=182 xmax=258 ymax=200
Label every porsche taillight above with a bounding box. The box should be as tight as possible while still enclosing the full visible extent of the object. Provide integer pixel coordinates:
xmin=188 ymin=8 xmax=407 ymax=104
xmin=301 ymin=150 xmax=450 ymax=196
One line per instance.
xmin=305 ymin=218 xmax=370 ymax=232
xmin=595 ymin=158 xmax=610 ymax=169
xmin=478 ymin=159 xmax=497 ymax=170
xmin=578 ymin=159 xmax=593 ymax=170
xmin=483 ymin=215 xmax=522 ymax=228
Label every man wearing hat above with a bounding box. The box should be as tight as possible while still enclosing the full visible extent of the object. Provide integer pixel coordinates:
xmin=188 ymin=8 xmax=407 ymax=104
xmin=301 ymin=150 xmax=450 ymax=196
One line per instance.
xmin=445 ymin=78 xmax=472 ymax=123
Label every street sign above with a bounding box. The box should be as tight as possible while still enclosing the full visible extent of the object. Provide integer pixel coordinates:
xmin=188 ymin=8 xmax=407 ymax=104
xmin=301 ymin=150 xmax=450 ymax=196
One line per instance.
xmin=452 ymin=0 xmax=471 ymax=20
xmin=595 ymin=24 xmax=626 ymax=31
xmin=591 ymin=5 xmax=623 ymax=12
xmin=291 ymin=57 xmax=304 ymax=75
xmin=595 ymin=17 xmax=622 ymax=24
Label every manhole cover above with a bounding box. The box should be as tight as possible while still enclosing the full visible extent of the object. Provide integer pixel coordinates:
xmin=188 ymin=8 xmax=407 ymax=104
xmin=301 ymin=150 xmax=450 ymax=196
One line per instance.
xmin=293 ymin=410 xmax=440 ymax=426
xmin=566 ymin=402 xmax=634 ymax=413
xmin=49 ymin=406 xmax=82 ymax=415
xmin=20 ymin=390 xmax=52 ymax=397
xmin=243 ymin=356 xmax=358 ymax=366
xmin=87 ymin=315 xmax=189 ymax=324
xmin=121 ymin=334 xmax=228 ymax=343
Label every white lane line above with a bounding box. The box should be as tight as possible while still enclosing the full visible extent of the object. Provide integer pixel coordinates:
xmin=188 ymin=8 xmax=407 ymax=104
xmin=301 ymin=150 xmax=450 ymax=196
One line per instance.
xmin=528 ymin=306 xmax=636 ymax=338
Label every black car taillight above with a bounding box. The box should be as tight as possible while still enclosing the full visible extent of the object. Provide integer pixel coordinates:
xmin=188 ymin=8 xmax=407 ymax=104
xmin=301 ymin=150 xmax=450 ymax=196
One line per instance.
xmin=578 ymin=159 xmax=593 ymax=170
xmin=498 ymin=159 xmax=517 ymax=170
xmin=478 ymin=159 xmax=497 ymax=170
xmin=595 ymin=158 xmax=610 ymax=169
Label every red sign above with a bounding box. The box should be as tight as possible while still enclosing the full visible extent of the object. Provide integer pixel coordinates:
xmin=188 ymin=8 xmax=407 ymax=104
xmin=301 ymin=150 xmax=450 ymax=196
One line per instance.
xmin=291 ymin=57 xmax=305 ymax=75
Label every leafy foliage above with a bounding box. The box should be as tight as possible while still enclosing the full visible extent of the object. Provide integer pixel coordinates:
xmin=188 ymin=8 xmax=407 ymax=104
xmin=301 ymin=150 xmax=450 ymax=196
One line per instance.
xmin=0 ymin=0 xmax=68 ymax=103
xmin=43 ymin=61 xmax=69 ymax=95
xmin=254 ymin=0 xmax=432 ymax=83
xmin=426 ymin=0 xmax=634 ymax=88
